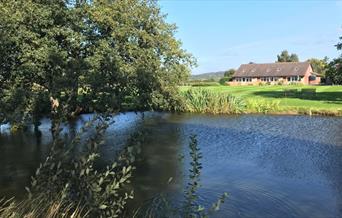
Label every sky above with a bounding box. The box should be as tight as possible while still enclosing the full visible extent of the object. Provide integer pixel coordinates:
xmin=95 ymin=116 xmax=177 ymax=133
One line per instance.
xmin=159 ymin=0 xmax=342 ymax=74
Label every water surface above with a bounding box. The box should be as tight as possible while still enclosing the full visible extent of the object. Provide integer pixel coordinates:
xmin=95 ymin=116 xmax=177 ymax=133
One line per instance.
xmin=0 ymin=113 xmax=341 ymax=217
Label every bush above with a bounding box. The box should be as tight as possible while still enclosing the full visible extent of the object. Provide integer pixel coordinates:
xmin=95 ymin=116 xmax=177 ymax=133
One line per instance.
xmin=246 ymin=99 xmax=281 ymax=114
xmin=219 ymin=77 xmax=231 ymax=85
xmin=25 ymin=115 xmax=139 ymax=217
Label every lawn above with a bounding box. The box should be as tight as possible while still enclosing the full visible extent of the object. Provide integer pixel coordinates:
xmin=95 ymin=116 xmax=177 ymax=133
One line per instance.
xmin=180 ymin=85 xmax=342 ymax=111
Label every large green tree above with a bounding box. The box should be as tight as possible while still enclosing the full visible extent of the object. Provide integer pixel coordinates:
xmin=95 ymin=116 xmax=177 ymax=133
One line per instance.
xmin=219 ymin=68 xmax=235 ymax=85
xmin=0 ymin=0 xmax=194 ymax=128
xmin=276 ymin=50 xmax=299 ymax=62
xmin=306 ymin=57 xmax=329 ymax=76
xmin=326 ymin=36 xmax=342 ymax=85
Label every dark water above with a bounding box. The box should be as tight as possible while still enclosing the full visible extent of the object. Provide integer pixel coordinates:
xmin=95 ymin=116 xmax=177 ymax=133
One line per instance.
xmin=1 ymin=113 xmax=342 ymax=217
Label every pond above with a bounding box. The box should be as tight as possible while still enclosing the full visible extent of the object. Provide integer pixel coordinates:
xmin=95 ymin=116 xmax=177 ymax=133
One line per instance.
xmin=1 ymin=113 xmax=342 ymax=217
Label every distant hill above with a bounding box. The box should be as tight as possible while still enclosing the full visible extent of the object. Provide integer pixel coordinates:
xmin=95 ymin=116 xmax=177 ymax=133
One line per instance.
xmin=190 ymin=71 xmax=225 ymax=81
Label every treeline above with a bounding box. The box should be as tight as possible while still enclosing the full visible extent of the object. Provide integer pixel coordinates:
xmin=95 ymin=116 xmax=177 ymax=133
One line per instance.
xmin=0 ymin=0 xmax=195 ymax=130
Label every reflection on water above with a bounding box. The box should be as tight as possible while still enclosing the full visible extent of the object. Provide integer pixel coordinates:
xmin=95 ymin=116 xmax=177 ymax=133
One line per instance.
xmin=0 ymin=113 xmax=341 ymax=217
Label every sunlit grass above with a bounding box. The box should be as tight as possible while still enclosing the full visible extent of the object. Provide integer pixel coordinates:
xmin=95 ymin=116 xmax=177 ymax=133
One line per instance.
xmin=180 ymin=85 xmax=342 ymax=111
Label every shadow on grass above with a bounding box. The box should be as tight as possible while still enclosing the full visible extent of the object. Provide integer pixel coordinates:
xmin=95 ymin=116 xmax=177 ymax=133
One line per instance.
xmin=251 ymin=91 xmax=342 ymax=104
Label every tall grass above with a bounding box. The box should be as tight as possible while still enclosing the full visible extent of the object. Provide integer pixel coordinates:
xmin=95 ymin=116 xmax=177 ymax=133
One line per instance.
xmin=181 ymin=88 xmax=246 ymax=114
xmin=0 ymin=195 xmax=87 ymax=218
xmin=246 ymin=99 xmax=281 ymax=114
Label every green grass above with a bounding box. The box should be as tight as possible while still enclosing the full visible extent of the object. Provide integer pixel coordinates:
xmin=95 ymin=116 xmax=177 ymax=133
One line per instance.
xmin=180 ymin=85 xmax=342 ymax=114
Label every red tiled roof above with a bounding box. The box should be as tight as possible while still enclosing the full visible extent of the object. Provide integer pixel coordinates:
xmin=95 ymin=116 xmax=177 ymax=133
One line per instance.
xmin=233 ymin=62 xmax=311 ymax=77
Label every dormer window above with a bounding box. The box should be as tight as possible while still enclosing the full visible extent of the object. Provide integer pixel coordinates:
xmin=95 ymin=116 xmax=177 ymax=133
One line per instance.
xmin=266 ymin=68 xmax=271 ymax=73
xmin=294 ymin=67 xmax=299 ymax=71
xmin=251 ymin=69 xmax=256 ymax=72
xmin=276 ymin=68 xmax=281 ymax=72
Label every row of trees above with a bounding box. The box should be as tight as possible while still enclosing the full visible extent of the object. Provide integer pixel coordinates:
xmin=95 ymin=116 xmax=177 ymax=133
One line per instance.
xmin=0 ymin=0 xmax=195 ymax=129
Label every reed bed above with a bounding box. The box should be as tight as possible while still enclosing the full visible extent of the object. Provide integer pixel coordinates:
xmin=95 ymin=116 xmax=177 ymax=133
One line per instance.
xmin=246 ymin=99 xmax=281 ymax=114
xmin=181 ymin=88 xmax=246 ymax=114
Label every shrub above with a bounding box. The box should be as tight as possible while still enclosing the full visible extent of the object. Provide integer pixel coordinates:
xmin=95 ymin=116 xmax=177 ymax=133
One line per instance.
xmin=219 ymin=77 xmax=231 ymax=85
xmin=277 ymin=80 xmax=284 ymax=85
xmin=25 ymin=115 xmax=139 ymax=217
xmin=246 ymin=99 xmax=281 ymax=114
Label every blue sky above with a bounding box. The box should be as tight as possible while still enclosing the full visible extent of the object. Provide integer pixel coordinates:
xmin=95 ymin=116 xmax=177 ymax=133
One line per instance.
xmin=159 ymin=0 xmax=342 ymax=74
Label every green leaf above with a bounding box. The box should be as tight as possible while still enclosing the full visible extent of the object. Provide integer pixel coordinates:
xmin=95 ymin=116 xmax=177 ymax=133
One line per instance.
xmin=99 ymin=204 xmax=107 ymax=210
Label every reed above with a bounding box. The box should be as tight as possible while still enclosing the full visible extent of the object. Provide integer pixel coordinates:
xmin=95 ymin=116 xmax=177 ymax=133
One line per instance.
xmin=246 ymin=99 xmax=281 ymax=114
xmin=181 ymin=88 xmax=246 ymax=114
xmin=0 ymin=195 xmax=87 ymax=218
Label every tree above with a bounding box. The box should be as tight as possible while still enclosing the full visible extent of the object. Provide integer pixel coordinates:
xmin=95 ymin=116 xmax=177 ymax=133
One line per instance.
xmin=276 ymin=50 xmax=299 ymax=62
xmin=219 ymin=69 xmax=235 ymax=85
xmin=326 ymin=36 xmax=342 ymax=84
xmin=224 ymin=69 xmax=235 ymax=77
xmin=306 ymin=57 xmax=329 ymax=76
xmin=0 ymin=0 xmax=195 ymax=128
xmin=326 ymin=59 xmax=342 ymax=84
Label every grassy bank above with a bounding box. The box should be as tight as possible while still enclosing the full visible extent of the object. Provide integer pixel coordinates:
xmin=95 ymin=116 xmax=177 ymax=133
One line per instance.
xmin=180 ymin=85 xmax=342 ymax=116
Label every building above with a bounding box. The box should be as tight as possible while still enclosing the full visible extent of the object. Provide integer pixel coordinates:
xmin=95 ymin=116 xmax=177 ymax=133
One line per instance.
xmin=229 ymin=62 xmax=321 ymax=86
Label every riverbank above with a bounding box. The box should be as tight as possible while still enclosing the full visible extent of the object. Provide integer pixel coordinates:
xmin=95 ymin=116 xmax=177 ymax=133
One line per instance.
xmin=180 ymin=85 xmax=342 ymax=116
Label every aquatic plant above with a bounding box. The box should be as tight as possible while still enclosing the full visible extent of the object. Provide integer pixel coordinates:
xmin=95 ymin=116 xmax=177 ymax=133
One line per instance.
xmin=13 ymin=115 xmax=139 ymax=218
xmin=246 ymin=99 xmax=281 ymax=114
xmin=181 ymin=88 xmax=246 ymax=114
xmin=0 ymin=194 xmax=87 ymax=218
xmin=134 ymin=135 xmax=228 ymax=218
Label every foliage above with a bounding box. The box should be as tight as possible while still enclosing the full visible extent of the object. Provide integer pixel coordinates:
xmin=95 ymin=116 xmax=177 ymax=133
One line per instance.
xmin=179 ymin=85 xmax=342 ymax=115
xmin=246 ymin=99 xmax=281 ymax=114
xmin=326 ymin=36 xmax=342 ymax=84
xmin=219 ymin=77 xmax=231 ymax=85
xmin=224 ymin=69 xmax=235 ymax=78
xmin=326 ymin=58 xmax=342 ymax=84
xmin=25 ymin=115 xmax=140 ymax=217
xmin=306 ymin=57 xmax=329 ymax=76
xmin=181 ymin=88 xmax=246 ymax=114
xmin=135 ymin=135 xmax=228 ymax=218
xmin=219 ymin=69 xmax=235 ymax=85
xmin=0 ymin=194 xmax=86 ymax=218
xmin=276 ymin=50 xmax=299 ymax=62
xmin=336 ymin=36 xmax=342 ymax=51
xmin=0 ymin=0 xmax=195 ymax=126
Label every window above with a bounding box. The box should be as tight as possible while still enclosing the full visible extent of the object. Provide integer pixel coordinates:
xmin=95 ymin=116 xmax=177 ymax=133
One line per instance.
xmin=260 ymin=77 xmax=278 ymax=82
xmin=287 ymin=76 xmax=301 ymax=82
xmin=238 ymin=77 xmax=252 ymax=82
xmin=309 ymin=75 xmax=316 ymax=81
